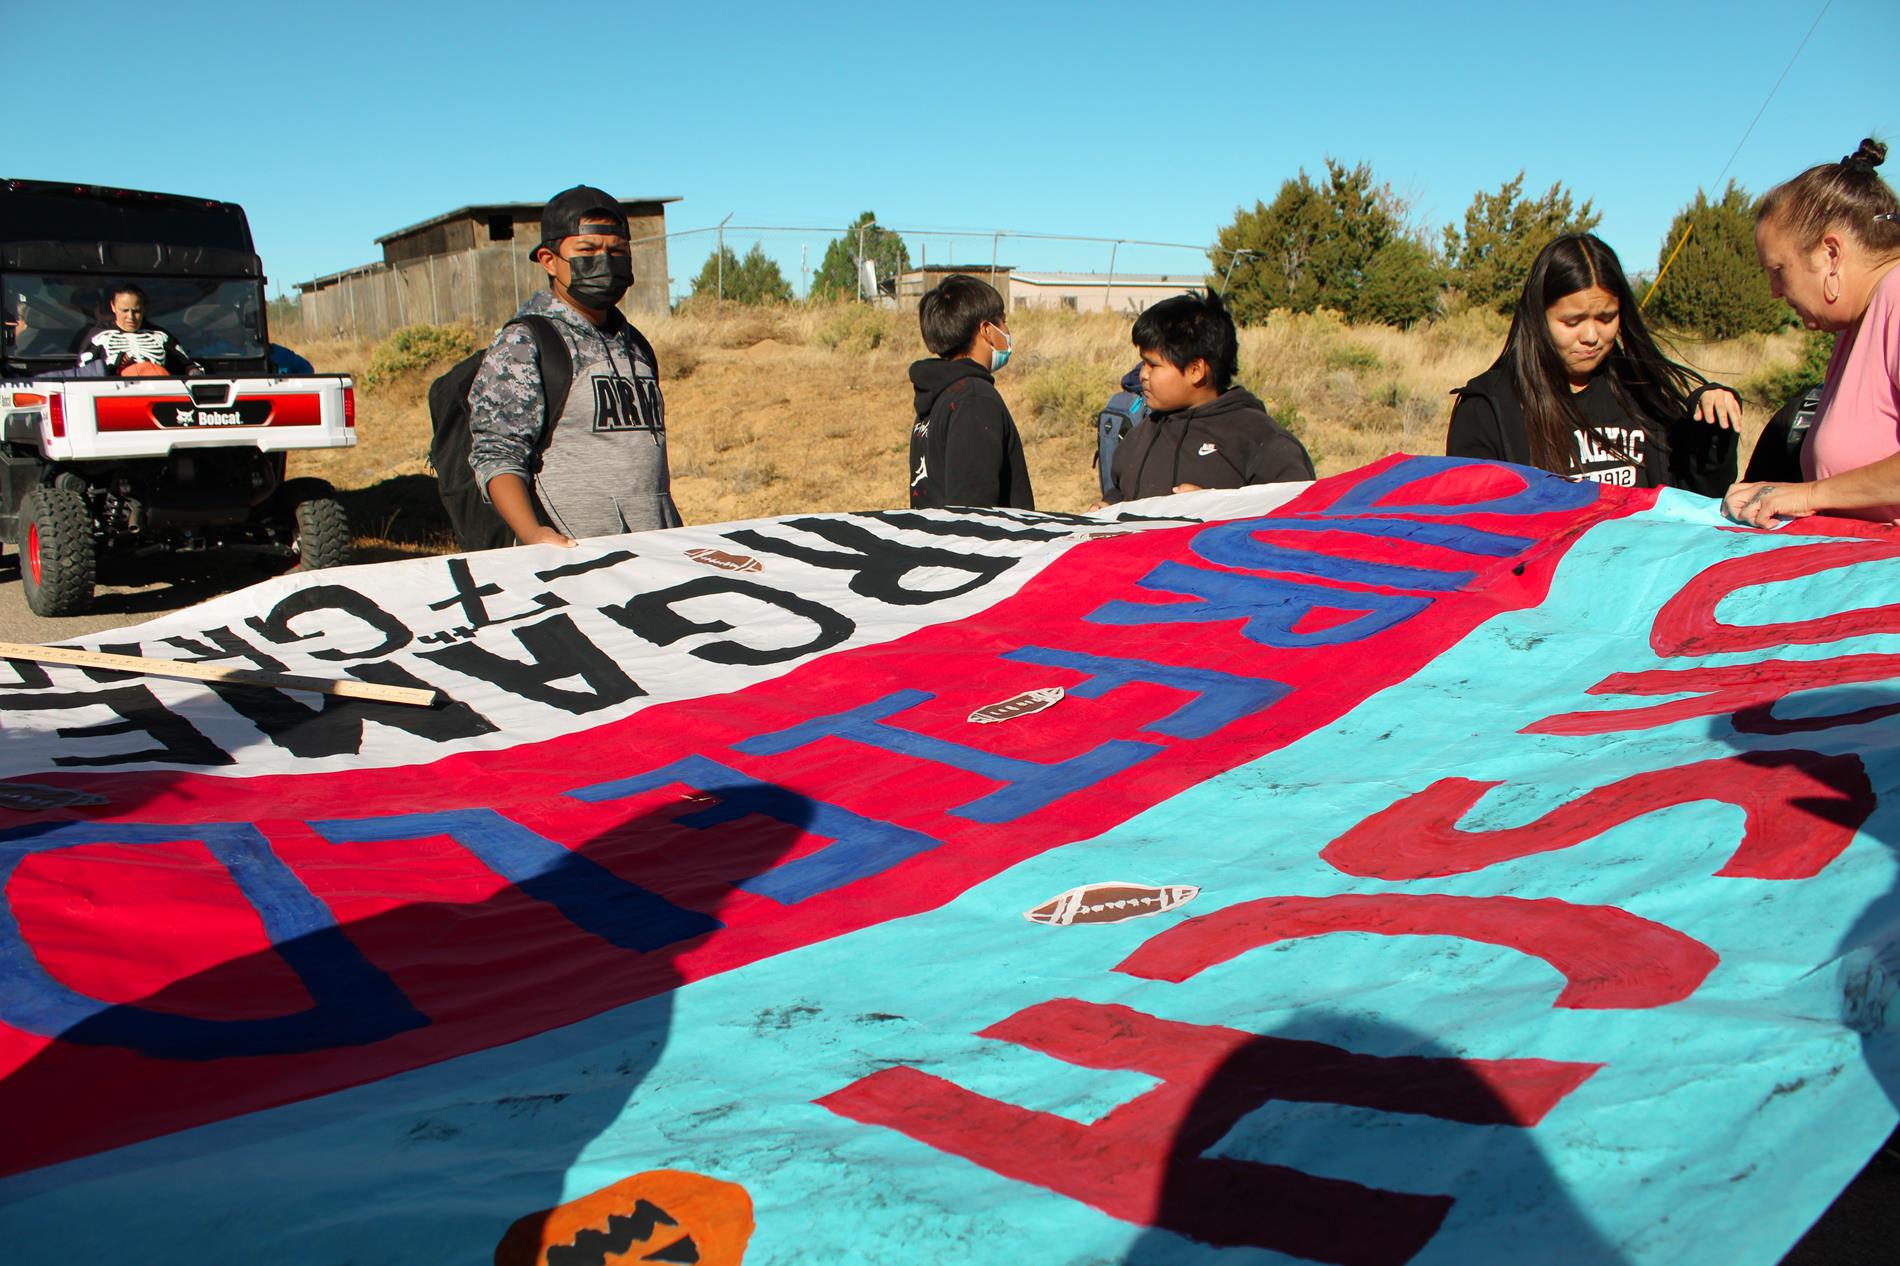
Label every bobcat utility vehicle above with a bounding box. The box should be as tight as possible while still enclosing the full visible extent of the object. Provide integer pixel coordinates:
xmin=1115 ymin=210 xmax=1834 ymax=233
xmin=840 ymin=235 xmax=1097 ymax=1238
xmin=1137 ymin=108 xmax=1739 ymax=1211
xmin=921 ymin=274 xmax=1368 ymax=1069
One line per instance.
xmin=0 ymin=178 xmax=355 ymax=616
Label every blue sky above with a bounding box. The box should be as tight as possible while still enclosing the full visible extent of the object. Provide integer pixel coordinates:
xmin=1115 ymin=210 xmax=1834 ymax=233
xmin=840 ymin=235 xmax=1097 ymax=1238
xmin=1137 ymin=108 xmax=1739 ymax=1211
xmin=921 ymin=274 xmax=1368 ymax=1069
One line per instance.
xmin=8 ymin=0 xmax=1895 ymax=303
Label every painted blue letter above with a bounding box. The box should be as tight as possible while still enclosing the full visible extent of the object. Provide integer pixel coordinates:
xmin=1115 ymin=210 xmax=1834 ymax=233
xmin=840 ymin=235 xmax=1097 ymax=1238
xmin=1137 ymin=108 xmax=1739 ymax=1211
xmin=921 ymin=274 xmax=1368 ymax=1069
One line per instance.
xmin=1088 ymin=562 xmax=1430 ymax=647
xmin=1003 ymin=647 xmax=1290 ymax=739
xmin=735 ymin=690 xmax=1161 ymax=823
xmin=570 ymin=755 xmax=943 ymax=903
xmin=312 ymin=809 xmax=720 ymax=952
xmin=0 ymin=821 xmax=425 ymax=1059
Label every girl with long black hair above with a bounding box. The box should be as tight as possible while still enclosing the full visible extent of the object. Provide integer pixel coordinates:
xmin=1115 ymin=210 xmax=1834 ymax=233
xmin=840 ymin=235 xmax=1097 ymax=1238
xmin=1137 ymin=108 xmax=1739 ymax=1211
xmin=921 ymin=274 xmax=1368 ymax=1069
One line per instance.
xmin=1447 ymin=233 xmax=1741 ymax=494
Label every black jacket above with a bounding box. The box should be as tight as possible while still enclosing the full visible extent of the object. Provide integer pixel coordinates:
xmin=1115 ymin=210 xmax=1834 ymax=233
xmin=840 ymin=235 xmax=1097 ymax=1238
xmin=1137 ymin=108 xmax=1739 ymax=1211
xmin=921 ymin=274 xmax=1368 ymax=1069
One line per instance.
xmin=1107 ymin=386 xmax=1313 ymax=503
xmin=1448 ymin=363 xmax=1737 ymax=496
xmin=908 ymin=358 xmax=1034 ymax=510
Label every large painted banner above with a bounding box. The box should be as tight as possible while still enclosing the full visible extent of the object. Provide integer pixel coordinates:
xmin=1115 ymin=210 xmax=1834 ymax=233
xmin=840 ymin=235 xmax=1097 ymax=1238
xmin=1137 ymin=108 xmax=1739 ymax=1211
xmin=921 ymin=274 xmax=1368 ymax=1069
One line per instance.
xmin=0 ymin=455 xmax=1895 ymax=1265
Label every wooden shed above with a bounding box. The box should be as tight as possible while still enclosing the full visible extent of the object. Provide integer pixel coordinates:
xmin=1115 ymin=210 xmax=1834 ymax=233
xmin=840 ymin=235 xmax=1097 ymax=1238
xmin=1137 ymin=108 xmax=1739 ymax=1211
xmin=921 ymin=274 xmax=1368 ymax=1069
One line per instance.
xmin=375 ymin=197 xmax=677 ymax=316
xmin=296 ymin=195 xmax=680 ymax=341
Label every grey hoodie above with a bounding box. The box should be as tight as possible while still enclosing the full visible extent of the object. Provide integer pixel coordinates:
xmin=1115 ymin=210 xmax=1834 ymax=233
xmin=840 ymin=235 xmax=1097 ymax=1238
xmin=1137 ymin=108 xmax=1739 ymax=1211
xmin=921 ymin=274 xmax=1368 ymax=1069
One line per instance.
xmin=468 ymin=288 xmax=679 ymax=539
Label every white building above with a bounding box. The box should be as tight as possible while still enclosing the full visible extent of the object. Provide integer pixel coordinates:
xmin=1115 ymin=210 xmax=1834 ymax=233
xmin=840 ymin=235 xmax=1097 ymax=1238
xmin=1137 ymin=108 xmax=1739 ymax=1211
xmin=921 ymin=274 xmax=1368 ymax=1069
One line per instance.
xmin=1007 ymin=271 xmax=1202 ymax=315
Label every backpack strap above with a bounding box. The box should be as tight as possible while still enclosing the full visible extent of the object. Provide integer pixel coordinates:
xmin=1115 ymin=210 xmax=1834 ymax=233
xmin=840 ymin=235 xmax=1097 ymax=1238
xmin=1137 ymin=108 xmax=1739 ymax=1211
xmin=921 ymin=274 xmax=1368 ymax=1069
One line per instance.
xmin=512 ymin=314 xmax=573 ymax=423
xmin=1095 ymin=390 xmax=1146 ymax=499
xmin=622 ymin=321 xmax=660 ymax=376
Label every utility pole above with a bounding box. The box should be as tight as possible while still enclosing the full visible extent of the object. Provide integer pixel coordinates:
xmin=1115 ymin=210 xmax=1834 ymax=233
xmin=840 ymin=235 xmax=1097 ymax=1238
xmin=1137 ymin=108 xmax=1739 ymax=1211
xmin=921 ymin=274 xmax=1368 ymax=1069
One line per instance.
xmin=717 ymin=212 xmax=733 ymax=303
xmin=800 ymin=242 xmax=809 ymax=299
xmin=856 ymin=223 xmax=867 ymax=300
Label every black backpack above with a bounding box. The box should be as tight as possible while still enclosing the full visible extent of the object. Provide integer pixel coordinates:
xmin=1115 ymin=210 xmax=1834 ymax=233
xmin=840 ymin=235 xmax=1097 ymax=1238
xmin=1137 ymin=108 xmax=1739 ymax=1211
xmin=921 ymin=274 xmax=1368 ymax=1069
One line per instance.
xmin=428 ymin=315 xmax=572 ymax=552
xmin=1095 ymin=387 xmax=1148 ymax=499
xmin=1741 ymin=385 xmax=1822 ymax=484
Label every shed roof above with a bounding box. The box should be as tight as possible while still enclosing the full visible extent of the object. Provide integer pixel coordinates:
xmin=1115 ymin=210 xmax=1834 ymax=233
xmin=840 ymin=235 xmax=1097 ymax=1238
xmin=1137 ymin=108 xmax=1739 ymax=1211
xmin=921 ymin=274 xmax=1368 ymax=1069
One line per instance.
xmin=373 ymin=197 xmax=682 ymax=245
xmin=294 ymin=260 xmax=390 ymax=292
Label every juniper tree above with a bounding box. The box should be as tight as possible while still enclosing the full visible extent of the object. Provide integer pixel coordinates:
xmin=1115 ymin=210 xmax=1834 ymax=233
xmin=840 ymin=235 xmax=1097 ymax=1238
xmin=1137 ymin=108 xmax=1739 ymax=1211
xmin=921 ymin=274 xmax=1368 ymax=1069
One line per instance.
xmin=1443 ymin=173 xmax=1601 ymax=313
xmin=811 ymin=211 xmax=912 ymax=301
xmin=1645 ymin=183 xmax=1782 ymax=338
xmin=691 ymin=243 xmax=793 ymax=305
xmin=1211 ymin=159 xmax=1407 ymax=325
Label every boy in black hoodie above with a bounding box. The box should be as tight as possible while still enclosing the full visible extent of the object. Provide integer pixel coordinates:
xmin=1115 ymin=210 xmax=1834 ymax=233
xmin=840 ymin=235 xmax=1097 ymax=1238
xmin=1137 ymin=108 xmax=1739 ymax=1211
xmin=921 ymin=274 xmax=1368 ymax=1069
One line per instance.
xmin=1106 ymin=291 xmax=1313 ymax=502
xmin=908 ymin=274 xmax=1034 ymax=510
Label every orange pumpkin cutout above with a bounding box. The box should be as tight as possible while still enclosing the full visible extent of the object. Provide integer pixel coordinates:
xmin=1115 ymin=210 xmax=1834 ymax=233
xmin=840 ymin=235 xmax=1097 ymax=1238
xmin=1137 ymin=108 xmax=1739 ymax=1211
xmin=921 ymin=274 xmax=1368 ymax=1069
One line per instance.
xmin=495 ymin=1168 xmax=754 ymax=1266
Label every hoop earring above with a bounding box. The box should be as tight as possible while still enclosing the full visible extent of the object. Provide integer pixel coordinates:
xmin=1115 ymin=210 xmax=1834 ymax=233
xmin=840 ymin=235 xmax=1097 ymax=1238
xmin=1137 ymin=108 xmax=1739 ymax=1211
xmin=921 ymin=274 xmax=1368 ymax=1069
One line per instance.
xmin=1823 ymin=272 xmax=1842 ymax=303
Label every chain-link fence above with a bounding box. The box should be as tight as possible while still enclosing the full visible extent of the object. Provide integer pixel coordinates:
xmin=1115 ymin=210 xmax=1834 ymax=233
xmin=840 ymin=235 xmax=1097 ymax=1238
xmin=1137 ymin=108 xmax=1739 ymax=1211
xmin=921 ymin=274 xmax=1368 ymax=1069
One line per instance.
xmin=294 ymin=234 xmax=671 ymax=343
xmin=293 ymin=220 xmax=1251 ymax=342
xmin=659 ymin=222 xmax=1237 ymax=312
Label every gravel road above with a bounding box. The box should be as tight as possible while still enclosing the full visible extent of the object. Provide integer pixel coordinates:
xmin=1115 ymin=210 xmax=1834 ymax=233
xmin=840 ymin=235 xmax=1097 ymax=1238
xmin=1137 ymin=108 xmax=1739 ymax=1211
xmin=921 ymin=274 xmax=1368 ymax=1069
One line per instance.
xmin=0 ymin=544 xmax=275 ymax=645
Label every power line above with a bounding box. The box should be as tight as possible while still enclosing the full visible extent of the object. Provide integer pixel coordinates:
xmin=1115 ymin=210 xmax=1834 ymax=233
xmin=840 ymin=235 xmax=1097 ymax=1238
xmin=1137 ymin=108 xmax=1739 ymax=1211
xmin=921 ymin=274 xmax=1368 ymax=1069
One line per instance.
xmin=1714 ymin=0 xmax=1833 ymax=193
xmin=1644 ymin=0 xmax=1832 ymax=311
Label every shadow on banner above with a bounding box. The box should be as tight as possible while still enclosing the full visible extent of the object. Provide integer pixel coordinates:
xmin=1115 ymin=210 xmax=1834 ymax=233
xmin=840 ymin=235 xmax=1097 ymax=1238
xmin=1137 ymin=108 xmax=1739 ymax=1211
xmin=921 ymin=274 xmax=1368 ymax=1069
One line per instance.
xmin=1116 ymin=1011 xmax=1622 ymax=1266
xmin=0 ymin=771 xmax=813 ymax=1266
xmin=1729 ymin=686 xmax=1900 ymax=1266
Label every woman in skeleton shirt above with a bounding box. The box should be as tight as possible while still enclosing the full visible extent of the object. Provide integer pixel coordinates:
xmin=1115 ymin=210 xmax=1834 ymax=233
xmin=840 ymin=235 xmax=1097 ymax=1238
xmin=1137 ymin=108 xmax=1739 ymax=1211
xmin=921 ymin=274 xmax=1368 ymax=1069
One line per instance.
xmin=1447 ymin=234 xmax=1740 ymax=495
xmin=78 ymin=284 xmax=195 ymax=375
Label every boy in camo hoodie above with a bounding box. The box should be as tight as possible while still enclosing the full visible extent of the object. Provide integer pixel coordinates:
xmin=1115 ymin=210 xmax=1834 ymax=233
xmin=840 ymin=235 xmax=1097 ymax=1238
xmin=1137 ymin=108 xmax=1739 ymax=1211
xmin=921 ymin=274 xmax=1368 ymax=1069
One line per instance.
xmin=468 ymin=185 xmax=679 ymax=546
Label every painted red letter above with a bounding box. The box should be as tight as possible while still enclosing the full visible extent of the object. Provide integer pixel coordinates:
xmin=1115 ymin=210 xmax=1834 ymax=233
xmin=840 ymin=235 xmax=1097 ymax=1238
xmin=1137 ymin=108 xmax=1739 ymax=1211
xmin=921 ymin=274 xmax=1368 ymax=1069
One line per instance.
xmin=1321 ymin=750 xmax=1870 ymax=881
xmin=1526 ymin=654 xmax=1900 ymax=736
xmin=1651 ymin=541 xmax=1900 ymax=658
xmin=1116 ymin=893 xmax=1718 ymax=1009
xmin=819 ymin=998 xmax=1597 ymax=1266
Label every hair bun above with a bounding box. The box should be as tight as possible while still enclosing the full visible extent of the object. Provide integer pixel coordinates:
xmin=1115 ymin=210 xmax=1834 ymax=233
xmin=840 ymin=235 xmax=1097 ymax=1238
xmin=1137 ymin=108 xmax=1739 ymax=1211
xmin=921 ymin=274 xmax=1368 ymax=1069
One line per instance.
xmin=1843 ymin=138 xmax=1888 ymax=171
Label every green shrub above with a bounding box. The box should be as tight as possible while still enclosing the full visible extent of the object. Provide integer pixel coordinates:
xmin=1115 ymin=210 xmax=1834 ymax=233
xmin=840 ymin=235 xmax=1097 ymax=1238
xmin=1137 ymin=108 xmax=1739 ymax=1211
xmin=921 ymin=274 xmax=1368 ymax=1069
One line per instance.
xmin=1745 ymin=331 xmax=1836 ymax=406
xmin=816 ymin=304 xmax=893 ymax=353
xmin=1260 ymin=393 xmax=1304 ymax=434
xmin=1326 ymin=344 xmax=1382 ymax=372
xmin=1021 ymin=357 xmax=1114 ymax=437
xmin=361 ymin=324 xmax=481 ymax=391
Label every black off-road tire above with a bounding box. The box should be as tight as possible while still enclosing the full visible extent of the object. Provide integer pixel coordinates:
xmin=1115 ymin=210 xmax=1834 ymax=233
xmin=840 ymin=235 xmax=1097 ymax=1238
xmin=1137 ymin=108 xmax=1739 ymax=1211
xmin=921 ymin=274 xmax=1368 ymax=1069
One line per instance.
xmin=18 ymin=485 xmax=95 ymax=616
xmin=288 ymin=482 xmax=352 ymax=571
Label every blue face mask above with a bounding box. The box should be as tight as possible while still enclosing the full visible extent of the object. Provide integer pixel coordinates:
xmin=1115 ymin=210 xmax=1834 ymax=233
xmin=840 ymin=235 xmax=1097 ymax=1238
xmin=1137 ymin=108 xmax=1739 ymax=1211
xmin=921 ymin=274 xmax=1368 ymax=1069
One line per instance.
xmin=988 ymin=326 xmax=1013 ymax=373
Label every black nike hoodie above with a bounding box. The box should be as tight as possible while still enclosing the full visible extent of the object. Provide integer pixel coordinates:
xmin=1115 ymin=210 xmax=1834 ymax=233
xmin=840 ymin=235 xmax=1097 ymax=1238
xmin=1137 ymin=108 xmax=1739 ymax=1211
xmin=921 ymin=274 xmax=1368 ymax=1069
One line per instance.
xmin=908 ymin=357 xmax=1035 ymax=510
xmin=1107 ymin=386 xmax=1313 ymax=503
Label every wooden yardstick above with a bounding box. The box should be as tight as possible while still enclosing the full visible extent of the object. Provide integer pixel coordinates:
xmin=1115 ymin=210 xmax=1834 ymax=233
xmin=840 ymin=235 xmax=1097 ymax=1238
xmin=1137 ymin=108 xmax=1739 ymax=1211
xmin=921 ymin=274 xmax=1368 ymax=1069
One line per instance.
xmin=0 ymin=641 xmax=440 ymax=708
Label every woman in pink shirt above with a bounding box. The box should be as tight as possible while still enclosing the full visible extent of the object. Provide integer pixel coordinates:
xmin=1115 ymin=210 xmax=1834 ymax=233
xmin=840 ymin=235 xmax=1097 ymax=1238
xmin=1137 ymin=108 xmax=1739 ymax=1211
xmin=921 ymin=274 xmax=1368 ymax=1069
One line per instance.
xmin=1726 ymin=139 xmax=1900 ymax=525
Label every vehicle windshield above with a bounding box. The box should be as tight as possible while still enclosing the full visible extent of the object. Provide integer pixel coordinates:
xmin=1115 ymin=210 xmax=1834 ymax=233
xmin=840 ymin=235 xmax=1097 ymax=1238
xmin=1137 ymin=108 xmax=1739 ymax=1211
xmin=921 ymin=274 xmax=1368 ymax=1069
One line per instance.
xmin=2 ymin=273 xmax=266 ymax=363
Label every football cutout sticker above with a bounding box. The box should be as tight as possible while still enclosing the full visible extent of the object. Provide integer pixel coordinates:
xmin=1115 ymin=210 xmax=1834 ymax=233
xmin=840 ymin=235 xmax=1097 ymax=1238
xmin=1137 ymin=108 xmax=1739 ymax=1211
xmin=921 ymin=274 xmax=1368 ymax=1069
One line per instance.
xmin=1024 ymin=882 xmax=1200 ymax=927
xmin=684 ymin=548 xmax=763 ymax=574
xmin=969 ymin=686 xmax=1064 ymax=724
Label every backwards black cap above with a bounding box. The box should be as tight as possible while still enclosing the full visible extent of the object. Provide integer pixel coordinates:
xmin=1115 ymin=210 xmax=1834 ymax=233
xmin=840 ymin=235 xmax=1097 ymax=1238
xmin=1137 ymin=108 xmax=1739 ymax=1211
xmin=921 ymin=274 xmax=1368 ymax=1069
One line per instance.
xmin=532 ymin=185 xmax=631 ymax=260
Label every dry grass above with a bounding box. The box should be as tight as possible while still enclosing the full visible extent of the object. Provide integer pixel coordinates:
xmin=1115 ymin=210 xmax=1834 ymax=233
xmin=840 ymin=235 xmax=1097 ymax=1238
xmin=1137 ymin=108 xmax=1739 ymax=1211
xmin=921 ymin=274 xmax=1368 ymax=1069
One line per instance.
xmin=294 ymin=302 xmax=1805 ymax=547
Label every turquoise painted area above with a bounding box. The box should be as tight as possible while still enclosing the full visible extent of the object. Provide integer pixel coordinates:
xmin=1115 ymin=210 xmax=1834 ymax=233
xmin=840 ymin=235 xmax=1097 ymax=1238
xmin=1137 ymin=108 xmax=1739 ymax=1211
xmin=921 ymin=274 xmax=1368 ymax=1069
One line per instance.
xmin=3 ymin=492 xmax=1896 ymax=1265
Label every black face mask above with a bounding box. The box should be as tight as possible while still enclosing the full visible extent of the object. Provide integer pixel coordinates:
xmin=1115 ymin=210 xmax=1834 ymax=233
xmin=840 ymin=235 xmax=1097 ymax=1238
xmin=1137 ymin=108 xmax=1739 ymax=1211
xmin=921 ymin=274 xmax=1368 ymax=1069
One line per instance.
xmin=564 ymin=253 xmax=633 ymax=308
